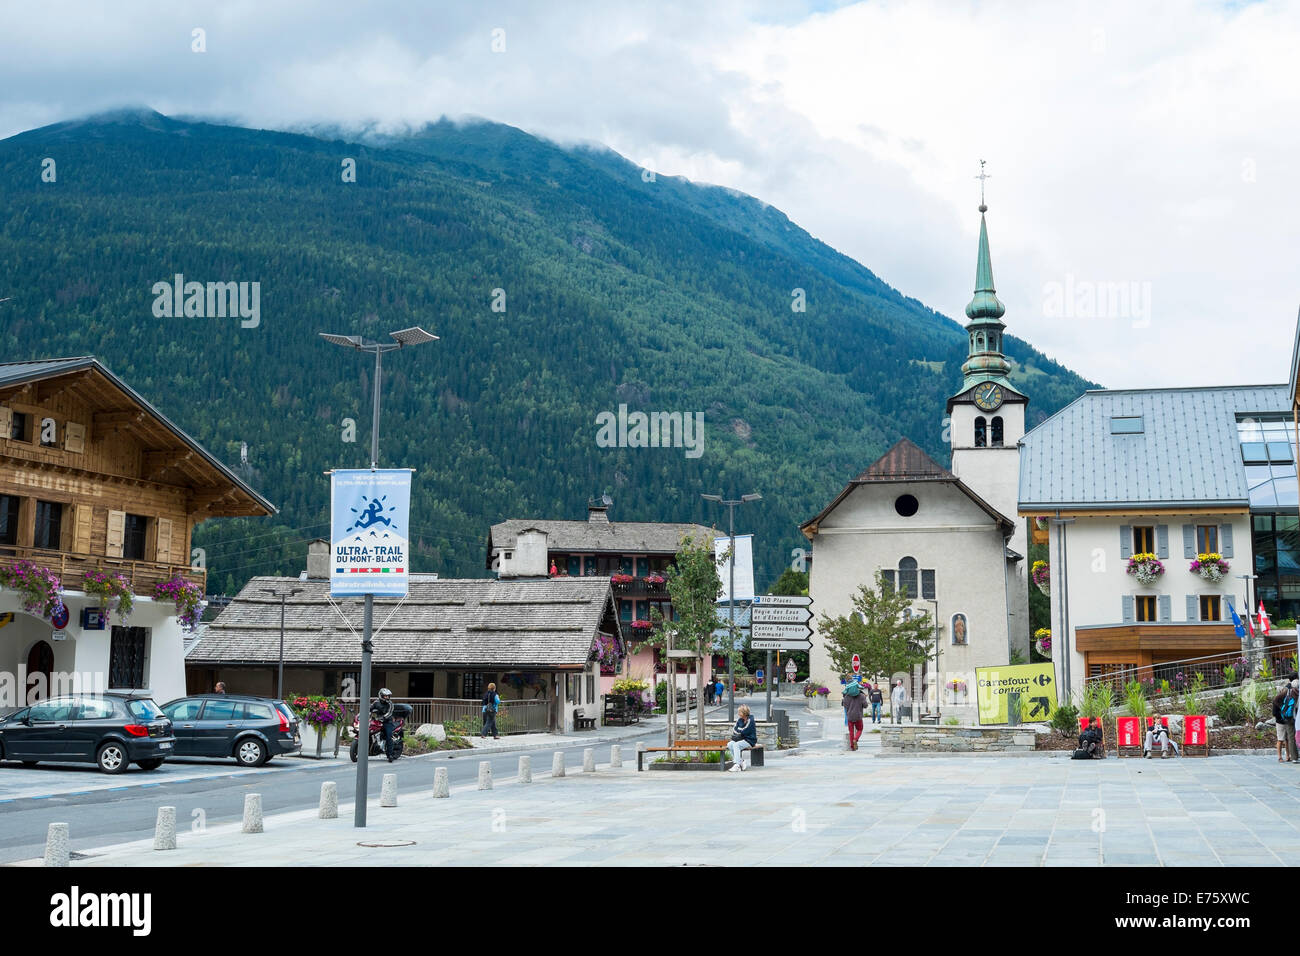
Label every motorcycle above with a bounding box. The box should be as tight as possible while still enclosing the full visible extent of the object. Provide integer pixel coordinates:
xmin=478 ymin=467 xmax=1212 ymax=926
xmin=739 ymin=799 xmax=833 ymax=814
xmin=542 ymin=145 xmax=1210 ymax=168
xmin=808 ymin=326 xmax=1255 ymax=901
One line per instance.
xmin=349 ymin=704 xmax=409 ymax=762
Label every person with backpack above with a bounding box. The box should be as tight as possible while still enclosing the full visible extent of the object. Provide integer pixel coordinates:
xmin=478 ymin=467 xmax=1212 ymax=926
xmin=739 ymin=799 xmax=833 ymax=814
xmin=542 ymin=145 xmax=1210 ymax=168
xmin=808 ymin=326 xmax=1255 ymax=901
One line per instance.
xmin=868 ymin=683 xmax=884 ymax=723
xmin=842 ymin=676 xmax=867 ymax=750
xmin=1274 ymin=680 xmax=1298 ymax=762
xmin=481 ymin=682 xmax=501 ymax=739
xmin=1074 ymin=720 xmax=1103 ymax=759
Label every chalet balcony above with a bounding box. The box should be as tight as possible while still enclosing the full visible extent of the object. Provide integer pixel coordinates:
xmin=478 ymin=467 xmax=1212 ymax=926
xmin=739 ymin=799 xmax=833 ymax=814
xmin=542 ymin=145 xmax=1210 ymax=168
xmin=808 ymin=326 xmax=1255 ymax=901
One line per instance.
xmin=0 ymin=546 xmax=205 ymax=598
xmin=611 ymin=575 xmax=670 ymax=600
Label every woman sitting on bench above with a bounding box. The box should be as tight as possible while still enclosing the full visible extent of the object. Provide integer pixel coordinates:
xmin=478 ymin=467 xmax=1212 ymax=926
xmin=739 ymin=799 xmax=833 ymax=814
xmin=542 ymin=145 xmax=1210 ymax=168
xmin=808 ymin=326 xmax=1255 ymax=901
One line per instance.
xmin=727 ymin=705 xmax=757 ymax=772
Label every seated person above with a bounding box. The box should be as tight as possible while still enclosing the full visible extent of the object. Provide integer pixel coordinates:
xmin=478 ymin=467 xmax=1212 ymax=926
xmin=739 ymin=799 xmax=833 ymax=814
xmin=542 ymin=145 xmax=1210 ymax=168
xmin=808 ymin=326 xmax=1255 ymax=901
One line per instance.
xmin=727 ymin=705 xmax=757 ymax=772
xmin=1077 ymin=720 xmax=1103 ymax=758
xmin=1144 ymin=715 xmax=1180 ymax=758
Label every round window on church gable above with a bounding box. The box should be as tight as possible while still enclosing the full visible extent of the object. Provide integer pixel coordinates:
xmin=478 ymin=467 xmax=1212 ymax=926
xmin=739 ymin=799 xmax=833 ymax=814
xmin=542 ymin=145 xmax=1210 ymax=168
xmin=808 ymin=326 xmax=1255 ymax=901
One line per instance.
xmin=894 ymin=494 xmax=919 ymax=517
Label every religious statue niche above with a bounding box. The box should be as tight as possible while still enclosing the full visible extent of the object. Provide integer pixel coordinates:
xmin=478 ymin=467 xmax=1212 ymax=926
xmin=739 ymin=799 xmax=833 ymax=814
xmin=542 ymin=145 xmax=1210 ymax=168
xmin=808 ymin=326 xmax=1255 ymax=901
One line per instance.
xmin=950 ymin=612 xmax=969 ymax=646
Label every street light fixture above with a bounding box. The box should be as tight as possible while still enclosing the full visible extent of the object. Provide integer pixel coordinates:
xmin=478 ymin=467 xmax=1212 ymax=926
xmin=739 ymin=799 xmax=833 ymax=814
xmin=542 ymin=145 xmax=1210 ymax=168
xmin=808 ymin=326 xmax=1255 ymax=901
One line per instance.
xmin=320 ymin=325 xmax=437 ymax=828
xmin=261 ymin=586 xmax=303 ymax=699
xmin=701 ymin=491 xmax=761 ymax=722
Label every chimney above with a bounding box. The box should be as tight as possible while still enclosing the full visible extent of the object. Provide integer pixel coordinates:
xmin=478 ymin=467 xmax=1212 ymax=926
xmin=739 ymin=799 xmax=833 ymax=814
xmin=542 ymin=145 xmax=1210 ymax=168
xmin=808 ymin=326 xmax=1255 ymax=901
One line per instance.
xmin=306 ymin=538 xmax=329 ymax=580
xmin=588 ymin=501 xmax=610 ymax=523
xmin=500 ymin=528 xmax=548 ymax=578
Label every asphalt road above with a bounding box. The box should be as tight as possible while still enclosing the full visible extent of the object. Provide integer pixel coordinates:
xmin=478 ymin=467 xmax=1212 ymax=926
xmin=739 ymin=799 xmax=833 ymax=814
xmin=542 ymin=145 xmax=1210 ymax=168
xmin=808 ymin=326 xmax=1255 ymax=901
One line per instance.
xmin=0 ymin=732 xmax=664 ymax=864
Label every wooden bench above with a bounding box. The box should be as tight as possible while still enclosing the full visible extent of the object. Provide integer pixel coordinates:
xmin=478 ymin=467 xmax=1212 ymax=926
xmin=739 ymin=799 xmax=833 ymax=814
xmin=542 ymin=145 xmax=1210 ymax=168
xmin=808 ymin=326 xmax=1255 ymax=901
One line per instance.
xmin=637 ymin=738 xmax=730 ymax=771
xmin=573 ymin=708 xmax=597 ymax=731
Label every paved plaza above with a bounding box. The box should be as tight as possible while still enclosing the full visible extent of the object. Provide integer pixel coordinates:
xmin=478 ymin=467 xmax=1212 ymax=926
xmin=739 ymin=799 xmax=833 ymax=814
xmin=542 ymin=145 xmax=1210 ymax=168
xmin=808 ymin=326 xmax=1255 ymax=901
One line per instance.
xmin=34 ymin=746 xmax=1300 ymax=867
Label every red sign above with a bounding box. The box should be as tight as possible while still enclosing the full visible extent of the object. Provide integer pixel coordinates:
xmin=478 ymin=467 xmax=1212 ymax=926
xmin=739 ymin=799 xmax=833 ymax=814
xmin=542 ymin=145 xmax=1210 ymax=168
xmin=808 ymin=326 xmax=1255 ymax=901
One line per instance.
xmin=1116 ymin=716 xmax=1140 ymax=748
xmin=1184 ymin=715 xmax=1207 ymax=746
xmin=851 ymin=654 xmax=860 ymax=674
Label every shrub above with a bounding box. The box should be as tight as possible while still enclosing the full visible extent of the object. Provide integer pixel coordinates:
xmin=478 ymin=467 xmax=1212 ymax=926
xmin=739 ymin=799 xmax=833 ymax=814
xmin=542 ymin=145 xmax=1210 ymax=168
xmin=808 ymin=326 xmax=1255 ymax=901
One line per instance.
xmin=1124 ymin=681 xmax=1149 ymax=718
xmin=943 ymin=716 xmax=959 ymax=726
xmin=1080 ymin=682 xmax=1115 ymax=719
xmin=1183 ymin=673 xmax=1208 ymax=715
xmin=1051 ymin=702 xmax=1080 ymax=736
xmin=1215 ymin=691 xmax=1249 ymax=725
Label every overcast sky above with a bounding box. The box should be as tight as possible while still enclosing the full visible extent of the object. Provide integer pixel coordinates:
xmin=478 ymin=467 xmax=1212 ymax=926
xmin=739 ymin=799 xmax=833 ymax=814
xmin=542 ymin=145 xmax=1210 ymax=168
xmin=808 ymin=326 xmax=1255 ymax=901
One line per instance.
xmin=3 ymin=0 xmax=1298 ymax=389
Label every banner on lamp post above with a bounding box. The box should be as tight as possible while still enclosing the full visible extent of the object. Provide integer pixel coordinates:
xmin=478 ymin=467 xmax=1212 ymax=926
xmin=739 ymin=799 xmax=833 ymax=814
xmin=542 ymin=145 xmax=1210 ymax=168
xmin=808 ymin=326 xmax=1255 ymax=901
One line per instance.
xmin=330 ymin=469 xmax=412 ymax=597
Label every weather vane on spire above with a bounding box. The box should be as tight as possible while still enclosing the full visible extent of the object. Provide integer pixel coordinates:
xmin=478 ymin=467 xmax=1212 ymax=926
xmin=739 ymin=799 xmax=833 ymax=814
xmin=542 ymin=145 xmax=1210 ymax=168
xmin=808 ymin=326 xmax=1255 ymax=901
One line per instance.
xmin=975 ymin=159 xmax=990 ymax=212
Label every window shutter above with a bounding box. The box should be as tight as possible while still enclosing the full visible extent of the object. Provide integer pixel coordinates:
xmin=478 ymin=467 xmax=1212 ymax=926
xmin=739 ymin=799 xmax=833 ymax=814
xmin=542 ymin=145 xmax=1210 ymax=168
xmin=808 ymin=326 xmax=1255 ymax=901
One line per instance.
xmin=1119 ymin=525 xmax=1132 ymax=559
xmin=0 ymin=406 xmax=11 ymax=438
xmin=1122 ymin=595 xmax=1134 ymax=623
xmin=63 ymin=421 xmax=85 ymax=454
xmin=1156 ymin=525 xmax=1169 ymax=559
xmin=1219 ymin=524 xmax=1233 ymax=558
xmin=1182 ymin=525 xmax=1195 ymax=558
xmin=73 ymin=505 xmax=93 ymax=554
xmin=106 ymin=510 xmax=125 ymax=558
xmin=1186 ymin=595 xmax=1197 ymax=621
xmin=1158 ymin=594 xmax=1171 ymax=622
xmin=155 ymin=517 xmax=173 ymax=563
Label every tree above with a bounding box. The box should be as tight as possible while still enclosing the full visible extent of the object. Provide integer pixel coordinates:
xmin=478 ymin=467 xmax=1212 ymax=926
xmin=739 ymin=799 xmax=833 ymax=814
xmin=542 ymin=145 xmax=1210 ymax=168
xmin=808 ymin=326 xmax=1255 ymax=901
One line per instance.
xmin=818 ymin=572 xmax=936 ymax=683
xmin=770 ymin=568 xmax=808 ymax=596
xmin=649 ymin=531 xmax=720 ymax=741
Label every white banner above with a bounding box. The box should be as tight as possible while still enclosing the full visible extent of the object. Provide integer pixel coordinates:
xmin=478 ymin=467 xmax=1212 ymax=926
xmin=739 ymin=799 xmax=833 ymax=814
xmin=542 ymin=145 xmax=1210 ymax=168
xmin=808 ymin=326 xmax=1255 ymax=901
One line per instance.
xmin=714 ymin=534 xmax=755 ymax=602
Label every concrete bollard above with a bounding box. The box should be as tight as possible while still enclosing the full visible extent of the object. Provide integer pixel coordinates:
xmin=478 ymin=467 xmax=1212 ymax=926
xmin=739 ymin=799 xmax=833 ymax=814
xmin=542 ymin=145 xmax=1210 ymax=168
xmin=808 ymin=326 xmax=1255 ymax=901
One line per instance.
xmin=44 ymin=822 xmax=69 ymax=867
xmin=552 ymin=751 xmax=566 ymax=777
xmin=153 ymin=806 xmax=177 ymax=850
xmin=381 ymin=773 xmax=398 ymax=807
xmin=518 ymin=754 xmax=532 ymax=783
xmin=478 ymin=761 xmax=493 ymax=790
xmin=242 ymin=794 xmax=263 ymax=834
xmin=611 ymin=744 xmax=622 ymax=768
xmin=583 ymin=748 xmax=595 ymax=772
xmin=319 ymin=781 xmax=338 ymax=819
xmin=433 ymin=766 xmax=450 ymax=798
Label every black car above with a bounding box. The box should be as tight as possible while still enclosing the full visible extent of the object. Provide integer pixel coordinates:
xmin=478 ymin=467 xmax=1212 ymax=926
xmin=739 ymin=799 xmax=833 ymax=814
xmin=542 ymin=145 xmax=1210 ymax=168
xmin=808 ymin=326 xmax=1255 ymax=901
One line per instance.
xmin=160 ymin=694 xmax=300 ymax=767
xmin=0 ymin=691 xmax=175 ymax=774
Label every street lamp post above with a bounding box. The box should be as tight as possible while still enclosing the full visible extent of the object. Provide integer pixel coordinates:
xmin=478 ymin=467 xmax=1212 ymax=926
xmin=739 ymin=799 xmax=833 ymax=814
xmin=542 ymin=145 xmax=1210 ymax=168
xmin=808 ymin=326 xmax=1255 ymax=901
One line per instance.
xmin=701 ymin=492 xmax=761 ymax=723
xmin=320 ymin=325 xmax=437 ymax=828
xmin=262 ymin=586 xmax=303 ymax=699
xmin=929 ymin=597 xmax=940 ymax=720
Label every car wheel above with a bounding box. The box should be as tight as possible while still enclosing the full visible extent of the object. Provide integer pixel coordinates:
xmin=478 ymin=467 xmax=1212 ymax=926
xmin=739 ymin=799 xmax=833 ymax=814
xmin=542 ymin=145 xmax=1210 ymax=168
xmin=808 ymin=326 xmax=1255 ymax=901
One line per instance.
xmin=96 ymin=742 xmax=128 ymax=774
xmin=137 ymin=758 xmax=165 ymax=771
xmin=350 ymin=740 xmax=359 ymax=763
xmin=235 ymin=738 xmax=268 ymax=767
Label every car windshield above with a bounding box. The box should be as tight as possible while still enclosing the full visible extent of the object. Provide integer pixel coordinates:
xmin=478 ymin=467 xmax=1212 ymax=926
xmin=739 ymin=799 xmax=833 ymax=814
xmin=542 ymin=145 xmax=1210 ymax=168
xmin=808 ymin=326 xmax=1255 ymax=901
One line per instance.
xmin=127 ymin=698 xmax=164 ymax=719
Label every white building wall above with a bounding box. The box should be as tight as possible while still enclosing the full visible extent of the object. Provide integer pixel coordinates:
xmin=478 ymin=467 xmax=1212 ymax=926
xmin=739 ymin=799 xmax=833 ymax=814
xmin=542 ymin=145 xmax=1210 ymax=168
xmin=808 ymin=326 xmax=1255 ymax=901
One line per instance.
xmin=1048 ymin=513 xmax=1253 ymax=699
xmin=806 ymin=481 xmax=1013 ymax=722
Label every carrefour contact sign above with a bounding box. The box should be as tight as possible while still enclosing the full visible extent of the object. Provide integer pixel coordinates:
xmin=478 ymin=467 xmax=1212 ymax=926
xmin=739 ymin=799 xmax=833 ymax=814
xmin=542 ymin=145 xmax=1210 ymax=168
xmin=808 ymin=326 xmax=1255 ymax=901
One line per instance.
xmin=975 ymin=663 xmax=1057 ymax=725
xmin=330 ymin=469 xmax=412 ymax=597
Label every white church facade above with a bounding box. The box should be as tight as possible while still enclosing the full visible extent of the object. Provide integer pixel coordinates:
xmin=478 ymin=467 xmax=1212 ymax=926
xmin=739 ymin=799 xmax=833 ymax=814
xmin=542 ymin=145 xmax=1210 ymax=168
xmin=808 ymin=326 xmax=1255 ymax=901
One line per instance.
xmin=802 ymin=198 xmax=1030 ymax=721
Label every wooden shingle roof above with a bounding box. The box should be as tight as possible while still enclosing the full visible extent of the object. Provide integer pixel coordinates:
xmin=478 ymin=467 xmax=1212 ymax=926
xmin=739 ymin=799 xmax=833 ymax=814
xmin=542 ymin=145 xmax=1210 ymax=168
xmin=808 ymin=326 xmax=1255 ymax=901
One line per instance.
xmin=188 ymin=576 xmax=620 ymax=669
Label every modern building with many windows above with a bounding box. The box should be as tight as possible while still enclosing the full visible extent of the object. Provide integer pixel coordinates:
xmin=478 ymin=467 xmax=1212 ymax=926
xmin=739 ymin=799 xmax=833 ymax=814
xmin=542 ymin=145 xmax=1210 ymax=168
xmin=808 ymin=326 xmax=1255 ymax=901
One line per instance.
xmin=1019 ymin=383 xmax=1298 ymax=697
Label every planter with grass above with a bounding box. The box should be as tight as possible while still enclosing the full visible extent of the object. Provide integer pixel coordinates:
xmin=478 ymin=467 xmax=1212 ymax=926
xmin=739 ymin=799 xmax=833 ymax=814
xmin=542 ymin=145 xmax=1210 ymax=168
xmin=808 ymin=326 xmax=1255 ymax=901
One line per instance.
xmin=647 ymin=752 xmax=733 ymax=771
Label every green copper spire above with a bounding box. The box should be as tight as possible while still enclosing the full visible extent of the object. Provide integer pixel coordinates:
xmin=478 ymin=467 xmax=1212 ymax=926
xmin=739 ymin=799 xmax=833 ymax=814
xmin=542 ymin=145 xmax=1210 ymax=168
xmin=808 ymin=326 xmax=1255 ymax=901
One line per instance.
xmin=957 ymin=170 xmax=1011 ymax=391
xmin=965 ymin=210 xmax=1006 ymax=320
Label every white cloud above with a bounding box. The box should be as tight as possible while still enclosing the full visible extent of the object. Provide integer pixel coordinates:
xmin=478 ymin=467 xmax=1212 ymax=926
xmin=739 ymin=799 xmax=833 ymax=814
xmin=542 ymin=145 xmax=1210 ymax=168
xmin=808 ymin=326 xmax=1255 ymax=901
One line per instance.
xmin=1 ymin=0 xmax=1297 ymax=388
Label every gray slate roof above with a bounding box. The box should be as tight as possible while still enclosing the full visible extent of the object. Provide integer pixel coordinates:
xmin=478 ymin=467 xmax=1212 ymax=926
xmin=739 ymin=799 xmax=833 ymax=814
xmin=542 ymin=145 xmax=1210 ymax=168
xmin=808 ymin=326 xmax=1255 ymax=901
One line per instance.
xmin=488 ymin=518 xmax=714 ymax=555
xmin=1019 ymin=385 xmax=1289 ymax=510
xmin=188 ymin=576 xmax=620 ymax=669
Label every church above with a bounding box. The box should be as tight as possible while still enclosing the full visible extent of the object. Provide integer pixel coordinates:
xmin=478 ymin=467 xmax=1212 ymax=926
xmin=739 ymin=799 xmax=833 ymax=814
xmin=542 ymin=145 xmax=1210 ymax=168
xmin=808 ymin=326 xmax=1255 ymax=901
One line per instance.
xmin=802 ymin=196 xmax=1029 ymax=722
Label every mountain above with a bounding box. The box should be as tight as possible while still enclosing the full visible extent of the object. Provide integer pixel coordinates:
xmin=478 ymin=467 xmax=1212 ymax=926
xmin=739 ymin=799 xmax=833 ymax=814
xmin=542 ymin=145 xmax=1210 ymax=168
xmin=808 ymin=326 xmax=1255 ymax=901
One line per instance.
xmin=0 ymin=109 xmax=1095 ymax=594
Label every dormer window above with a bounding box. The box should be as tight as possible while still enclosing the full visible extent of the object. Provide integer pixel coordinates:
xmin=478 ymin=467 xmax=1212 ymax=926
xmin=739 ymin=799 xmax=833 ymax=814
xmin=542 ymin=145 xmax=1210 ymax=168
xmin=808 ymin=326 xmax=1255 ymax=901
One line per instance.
xmin=1110 ymin=416 xmax=1144 ymax=434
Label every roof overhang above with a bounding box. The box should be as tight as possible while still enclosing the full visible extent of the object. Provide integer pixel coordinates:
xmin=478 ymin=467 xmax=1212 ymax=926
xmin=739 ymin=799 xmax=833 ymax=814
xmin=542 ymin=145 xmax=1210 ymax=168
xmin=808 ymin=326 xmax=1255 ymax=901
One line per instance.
xmin=1017 ymin=504 xmax=1250 ymax=517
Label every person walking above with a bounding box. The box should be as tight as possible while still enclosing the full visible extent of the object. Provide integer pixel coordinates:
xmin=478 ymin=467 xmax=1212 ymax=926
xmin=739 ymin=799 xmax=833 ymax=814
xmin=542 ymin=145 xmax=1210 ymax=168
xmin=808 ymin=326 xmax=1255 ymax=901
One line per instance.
xmin=890 ymin=680 xmax=908 ymax=724
xmin=842 ymin=677 xmax=867 ymax=750
xmin=214 ymin=682 xmax=227 ymax=694
xmin=716 ymin=678 xmax=725 ymax=705
xmin=705 ymin=678 xmax=714 ymax=706
xmin=727 ymin=705 xmax=757 ymax=771
xmin=481 ymin=682 xmax=501 ymax=739
xmin=868 ymin=682 xmax=884 ymax=724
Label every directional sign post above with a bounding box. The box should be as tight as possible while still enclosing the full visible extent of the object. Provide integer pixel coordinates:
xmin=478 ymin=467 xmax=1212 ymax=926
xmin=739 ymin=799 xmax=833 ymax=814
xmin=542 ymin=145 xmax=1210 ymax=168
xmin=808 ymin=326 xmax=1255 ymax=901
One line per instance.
xmin=753 ymin=595 xmax=813 ymax=719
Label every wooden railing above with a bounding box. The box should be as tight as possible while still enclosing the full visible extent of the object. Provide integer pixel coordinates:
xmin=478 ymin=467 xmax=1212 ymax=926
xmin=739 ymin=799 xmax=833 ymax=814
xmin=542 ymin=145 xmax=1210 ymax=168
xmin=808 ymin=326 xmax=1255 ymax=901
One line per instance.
xmin=0 ymin=546 xmax=206 ymax=596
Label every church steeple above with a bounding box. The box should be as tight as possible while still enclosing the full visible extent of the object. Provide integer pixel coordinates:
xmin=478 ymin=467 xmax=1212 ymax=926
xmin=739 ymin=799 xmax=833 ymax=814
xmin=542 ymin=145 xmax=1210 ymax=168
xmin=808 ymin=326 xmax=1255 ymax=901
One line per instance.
xmin=958 ymin=164 xmax=1012 ymax=392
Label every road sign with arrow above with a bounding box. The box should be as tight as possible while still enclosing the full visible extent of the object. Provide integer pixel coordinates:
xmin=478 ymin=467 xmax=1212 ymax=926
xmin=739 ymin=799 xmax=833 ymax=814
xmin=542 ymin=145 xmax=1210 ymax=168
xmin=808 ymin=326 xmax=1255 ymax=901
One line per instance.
xmin=974 ymin=663 xmax=1058 ymax=726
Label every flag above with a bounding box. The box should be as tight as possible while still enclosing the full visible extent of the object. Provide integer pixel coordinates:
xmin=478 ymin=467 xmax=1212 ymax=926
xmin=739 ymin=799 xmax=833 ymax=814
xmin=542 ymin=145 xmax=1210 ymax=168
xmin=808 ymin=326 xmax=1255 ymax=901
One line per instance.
xmin=1259 ymin=601 xmax=1271 ymax=637
xmin=1229 ymin=603 xmax=1246 ymax=640
xmin=1245 ymin=602 xmax=1256 ymax=637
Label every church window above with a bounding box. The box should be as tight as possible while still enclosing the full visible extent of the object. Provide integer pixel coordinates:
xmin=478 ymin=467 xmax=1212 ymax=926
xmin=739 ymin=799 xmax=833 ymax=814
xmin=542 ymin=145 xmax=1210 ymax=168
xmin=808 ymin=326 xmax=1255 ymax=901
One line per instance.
xmin=991 ymin=416 xmax=1004 ymax=446
xmin=898 ymin=557 xmax=918 ymax=598
xmin=880 ymin=570 xmax=895 ymax=594
xmin=894 ymin=494 xmax=919 ymax=517
xmin=977 ymin=333 xmax=986 ymax=351
xmin=974 ymin=416 xmax=987 ymax=447
xmin=921 ymin=569 xmax=935 ymax=600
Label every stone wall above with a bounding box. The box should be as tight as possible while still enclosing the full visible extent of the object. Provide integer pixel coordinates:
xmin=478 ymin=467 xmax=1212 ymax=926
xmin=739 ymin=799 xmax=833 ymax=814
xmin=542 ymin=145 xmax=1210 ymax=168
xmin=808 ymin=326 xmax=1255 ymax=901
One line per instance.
xmin=881 ymin=725 xmax=1038 ymax=753
xmin=674 ymin=720 xmax=800 ymax=748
